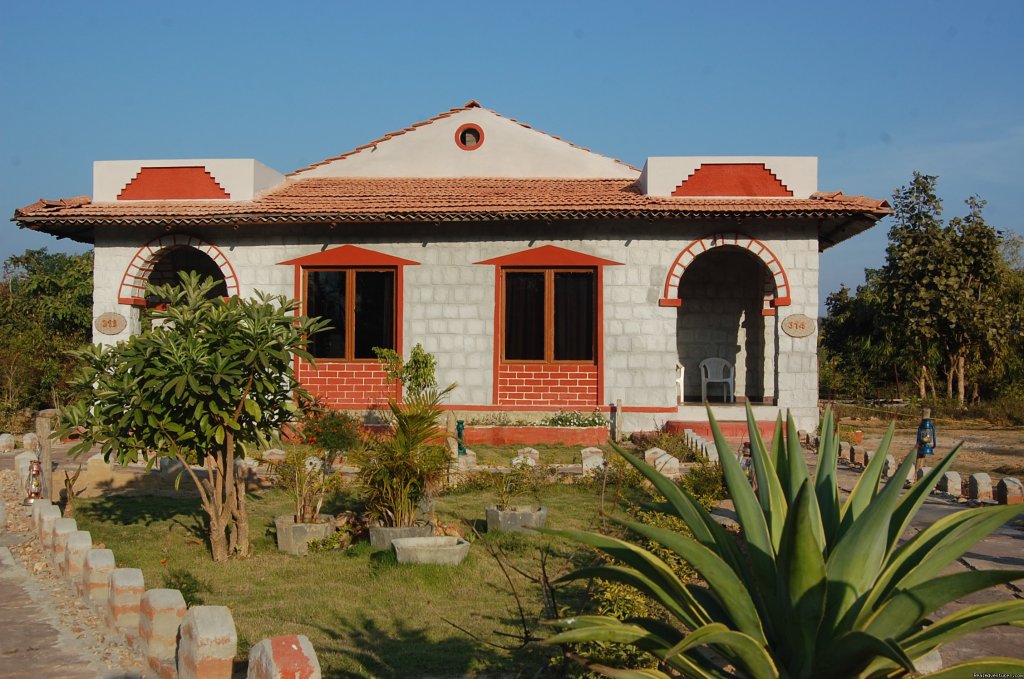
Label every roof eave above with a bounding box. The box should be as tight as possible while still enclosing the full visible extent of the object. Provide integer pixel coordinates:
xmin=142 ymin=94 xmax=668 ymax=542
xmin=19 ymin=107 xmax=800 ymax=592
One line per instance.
xmin=14 ymin=207 xmax=892 ymax=230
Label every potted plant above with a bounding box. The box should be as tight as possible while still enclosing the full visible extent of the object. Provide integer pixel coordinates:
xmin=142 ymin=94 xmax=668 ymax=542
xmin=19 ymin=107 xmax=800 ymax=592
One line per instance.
xmin=485 ymin=463 xmax=548 ymax=533
xmin=272 ymin=409 xmax=358 ymax=555
xmin=351 ymin=385 xmax=454 ymax=549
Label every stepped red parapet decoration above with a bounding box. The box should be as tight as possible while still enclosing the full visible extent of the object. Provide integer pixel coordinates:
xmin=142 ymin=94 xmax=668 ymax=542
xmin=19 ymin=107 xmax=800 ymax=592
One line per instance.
xmin=118 ymin=166 xmax=230 ymax=200
xmin=672 ymin=163 xmax=793 ymax=197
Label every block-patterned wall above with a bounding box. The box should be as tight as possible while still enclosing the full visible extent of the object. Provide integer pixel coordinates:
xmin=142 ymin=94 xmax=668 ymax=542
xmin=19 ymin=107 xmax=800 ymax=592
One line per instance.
xmin=91 ymin=219 xmax=821 ymax=430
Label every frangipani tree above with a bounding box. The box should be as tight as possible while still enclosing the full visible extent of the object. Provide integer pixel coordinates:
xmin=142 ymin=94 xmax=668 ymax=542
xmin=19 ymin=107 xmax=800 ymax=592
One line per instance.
xmin=544 ymin=407 xmax=1024 ymax=677
xmin=59 ymin=273 xmax=327 ymax=561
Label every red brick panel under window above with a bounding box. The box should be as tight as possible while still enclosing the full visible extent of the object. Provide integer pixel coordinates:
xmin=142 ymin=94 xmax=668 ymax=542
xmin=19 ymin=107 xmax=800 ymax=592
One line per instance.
xmin=497 ymin=363 xmax=599 ymax=407
xmin=297 ymin=360 xmax=397 ymax=409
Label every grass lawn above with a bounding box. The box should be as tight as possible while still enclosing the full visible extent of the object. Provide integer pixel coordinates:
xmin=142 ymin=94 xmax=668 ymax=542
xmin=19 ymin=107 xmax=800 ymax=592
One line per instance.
xmin=74 ymin=478 xmax=644 ymax=677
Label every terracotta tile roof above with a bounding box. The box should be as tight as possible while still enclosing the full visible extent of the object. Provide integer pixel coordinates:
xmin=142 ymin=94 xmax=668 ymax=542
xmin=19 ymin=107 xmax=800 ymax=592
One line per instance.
xmin=13 ymin=179 xmax=890 ymax=233
xmin=288 ymin=100 xmax=640 ymax=176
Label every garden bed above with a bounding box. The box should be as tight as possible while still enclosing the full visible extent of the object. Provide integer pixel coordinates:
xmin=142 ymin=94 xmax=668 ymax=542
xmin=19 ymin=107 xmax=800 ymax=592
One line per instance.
xmin=463 ymin=425 xmax=607 ymax=446
xmin=71 ymin=482 xmax=638 ymax=677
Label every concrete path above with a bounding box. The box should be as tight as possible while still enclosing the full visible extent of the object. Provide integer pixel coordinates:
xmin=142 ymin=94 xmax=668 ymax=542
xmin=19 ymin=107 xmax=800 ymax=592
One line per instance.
xmin=0 ymin=543 xmax=147 ymax=679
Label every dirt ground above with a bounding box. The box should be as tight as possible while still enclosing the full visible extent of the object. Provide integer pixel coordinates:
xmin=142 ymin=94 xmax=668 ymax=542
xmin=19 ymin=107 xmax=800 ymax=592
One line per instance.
xmin=844 ymin=417 xmax=1024 ymax=481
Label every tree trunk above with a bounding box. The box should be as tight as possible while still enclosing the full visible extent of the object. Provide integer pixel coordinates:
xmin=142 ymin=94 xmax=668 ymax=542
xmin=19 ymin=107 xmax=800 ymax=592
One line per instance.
xmin=918 ymin=366 xmax=927 ymax=400
xmin=208 ymin=513 xmax=229 ymax=562
xmin=956 ymin=354 xmax=967 ymax=405
xmin=233 ymin=470 xmax=250 ymax=557
xmin=945 ymin=356 xmax=954 ymax=399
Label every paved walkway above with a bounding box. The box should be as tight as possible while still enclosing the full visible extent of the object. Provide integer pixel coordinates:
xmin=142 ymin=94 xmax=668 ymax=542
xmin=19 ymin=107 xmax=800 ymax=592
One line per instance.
xmin=0 ymin=473 xmax=149 ymax=679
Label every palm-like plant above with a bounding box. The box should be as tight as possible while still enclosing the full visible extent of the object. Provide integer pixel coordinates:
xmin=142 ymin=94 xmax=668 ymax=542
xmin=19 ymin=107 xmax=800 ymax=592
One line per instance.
xmin=350 ymin=385 xmax=453 ymax=528
xmin=545 ymin=407 xmax=1024 ymax=677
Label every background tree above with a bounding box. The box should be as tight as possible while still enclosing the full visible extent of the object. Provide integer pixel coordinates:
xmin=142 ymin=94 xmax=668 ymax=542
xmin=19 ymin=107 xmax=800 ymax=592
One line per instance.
xmin=59 ymin=273 xmax=327 ymax=561
xmin=878 ymin=173 xmax=950 ymax=399
xmin=825 ymin=173 xmax=1018 ymax=407
xmin=941 ymin=198 xmax=1010 ymax=402
xmin=0 ymin=248 xmax=93 ymax=429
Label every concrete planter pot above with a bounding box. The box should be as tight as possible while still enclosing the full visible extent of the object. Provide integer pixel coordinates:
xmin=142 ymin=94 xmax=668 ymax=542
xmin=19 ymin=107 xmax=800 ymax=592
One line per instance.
xmin=392 ymin=536 xmax=470 ymax=566
xmin=368 ymin=524 xmax=433 ymax=550
xmin=274 ymin=514 xmax=335 ymax=556
xmin=486 ymin=505 xmax=548 ymax=533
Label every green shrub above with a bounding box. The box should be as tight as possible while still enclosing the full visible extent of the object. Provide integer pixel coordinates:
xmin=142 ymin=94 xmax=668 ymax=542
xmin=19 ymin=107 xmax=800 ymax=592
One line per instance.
xmin=300 ymin=408 xmax=360 ymax=458
xmin=680 ymin=459 xmax=727 ymax=511
xmin=373 ymin=343 xmax=437 ymax=398
xmin=628 ymin=430 xmax=698 ymax=463
xmin=162 ymin=567 xmax=211 ymax=607
xmin=541 ymin=410 xmax=607 ymax=427
xmin=350 ymin=386 xmax=453 ymax=527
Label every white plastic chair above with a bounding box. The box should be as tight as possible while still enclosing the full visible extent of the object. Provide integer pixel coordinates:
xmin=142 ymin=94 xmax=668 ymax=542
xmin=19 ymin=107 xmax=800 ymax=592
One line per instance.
xmin=675 ymin=362 xmax=685 ymax=404
xmin=699 ymin=358 xmax=735 ymax=403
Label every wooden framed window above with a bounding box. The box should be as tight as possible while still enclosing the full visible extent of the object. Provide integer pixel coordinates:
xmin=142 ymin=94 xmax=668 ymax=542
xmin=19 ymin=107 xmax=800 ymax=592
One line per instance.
xmin=306 ymin=268 xmax=395 ymax=360
xmin=502 ymin=268 xmax=596 ymax=363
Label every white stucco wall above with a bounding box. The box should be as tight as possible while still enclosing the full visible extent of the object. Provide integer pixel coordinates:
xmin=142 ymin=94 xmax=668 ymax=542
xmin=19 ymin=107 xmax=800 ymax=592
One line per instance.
xmin=640 ymin=157 xmax=818 ymax=198
xmin=93 ymin=159 xmax=284 ymax=202
xmin=91 ymin=220 xmax=821 ymax=431
xmin=294 ymin=108 xmax=639 ymax=180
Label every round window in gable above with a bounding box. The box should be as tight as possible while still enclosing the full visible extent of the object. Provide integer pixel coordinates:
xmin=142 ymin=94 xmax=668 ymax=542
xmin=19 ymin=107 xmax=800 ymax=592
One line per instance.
xmin=455 ymin=123 xmax=485 ymax=151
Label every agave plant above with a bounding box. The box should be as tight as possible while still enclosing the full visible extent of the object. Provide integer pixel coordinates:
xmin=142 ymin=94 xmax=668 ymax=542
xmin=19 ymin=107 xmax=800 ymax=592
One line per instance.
xmin=544 ymin=407 xmax=1024 ymax=678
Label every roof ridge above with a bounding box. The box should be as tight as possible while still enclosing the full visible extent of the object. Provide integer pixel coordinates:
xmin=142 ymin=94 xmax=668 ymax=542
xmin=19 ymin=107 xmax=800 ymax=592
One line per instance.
xmin=287 ymin=101 xmax=638 ymax=177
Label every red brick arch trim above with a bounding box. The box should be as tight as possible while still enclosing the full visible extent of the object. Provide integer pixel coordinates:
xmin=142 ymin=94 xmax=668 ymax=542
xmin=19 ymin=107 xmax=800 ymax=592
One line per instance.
xmin=118 ymin=234 xmax=239 ymax=305
xmin=658 ymin=232 xmax=791 ymax=314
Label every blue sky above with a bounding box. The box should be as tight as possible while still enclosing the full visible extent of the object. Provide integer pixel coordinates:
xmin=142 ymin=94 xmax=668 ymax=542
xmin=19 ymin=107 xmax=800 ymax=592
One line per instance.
xmin=3 ymin=1 xmax=1022 ymax=313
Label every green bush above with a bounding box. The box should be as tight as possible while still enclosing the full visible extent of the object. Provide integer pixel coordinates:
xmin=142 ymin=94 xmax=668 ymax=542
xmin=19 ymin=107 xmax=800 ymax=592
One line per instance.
xmin=629 ymin=430 xmax=699 ymax=463
xmin=541 ymin=410 xmax=607 ymax=427
xmin=162 ymin=567 xmax=211 ymax=607
xmin=350 ymin=386 xmax=453 ymax=527
xmin=679 ymin=459 xmax=726 ymax=511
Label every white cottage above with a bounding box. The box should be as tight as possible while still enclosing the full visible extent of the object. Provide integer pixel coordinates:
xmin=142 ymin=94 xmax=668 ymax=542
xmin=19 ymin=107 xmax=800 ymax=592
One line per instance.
xmin=14 ymin=101 xmax=889 ymax=433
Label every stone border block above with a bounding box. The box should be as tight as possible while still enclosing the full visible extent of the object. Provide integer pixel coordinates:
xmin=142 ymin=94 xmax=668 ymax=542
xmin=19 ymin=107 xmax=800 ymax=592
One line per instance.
xmin=177 ymin=605 xmax=237 ymax=679
xmin=64 ymin=530 xmax=92 ymax=588
xmin=969 ymin=473 xmax=993 ymax=503
xmin=84 ymin=548 xmax=116 ymax=608
xmin=643 ymin=447 xmax=667 ymax=464
xmin=517 ymin=447 xmax=540 ymax=463
xmin=107 ymin=567 xmax=145 ymax=641
xmin=881 ymin=455 xmax=897 ymax=480
xmin=140 ymin=589 xmax=187 ymax=670
xmin=51 ymin=518 xmax=78 ymax=567
xmin=915 ymin=467 xmax=934 ymax=488
xmin=31 ymin=499 xmax=52 ymax=530
xmin=937 ymin=471 xmax=962 ymax=498
xmin=0 ymin=502 xmax=5 ymax=533
xmin=38 ymin=505 xmax=62 ymax=548
xmin=851 ymin=446 xmax=866 ymax=466
xmin=838 ymin=441 xmax=851 ymax=462
xmin=247 ymin=635 xmax=322 ymax=679
xmin=996 ymin=477 xmax=1023 ymax=505
xmin=649 ymin=453 xmax=680 ymax=478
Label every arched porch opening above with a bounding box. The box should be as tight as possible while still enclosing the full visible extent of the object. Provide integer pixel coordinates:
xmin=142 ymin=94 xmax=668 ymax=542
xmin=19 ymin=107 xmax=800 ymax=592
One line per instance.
xmin=118 ymin=234 xmax=239 ymax=306
xmin=675 ymin=247 xmax=776 ymax=403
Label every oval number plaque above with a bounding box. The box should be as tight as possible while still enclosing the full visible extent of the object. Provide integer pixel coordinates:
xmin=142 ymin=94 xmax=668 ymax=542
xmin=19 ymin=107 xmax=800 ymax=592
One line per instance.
xmin=95 ymin=312 xmax=127 ymax=336
xmin=781 ymin=313 xmax=815 ymax=338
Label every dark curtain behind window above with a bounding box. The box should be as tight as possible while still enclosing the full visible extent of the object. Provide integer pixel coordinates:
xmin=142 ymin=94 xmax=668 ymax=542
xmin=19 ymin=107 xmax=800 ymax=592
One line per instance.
xmin=354 ymin=271 xmax=394 ymax=358
xmin=308 ymin=271 xmax=345 ymax=358
xmin=554 ymin=271 xmax=595 ymax=360
xmin=505 ymin=272 xmax=544 ymax=360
